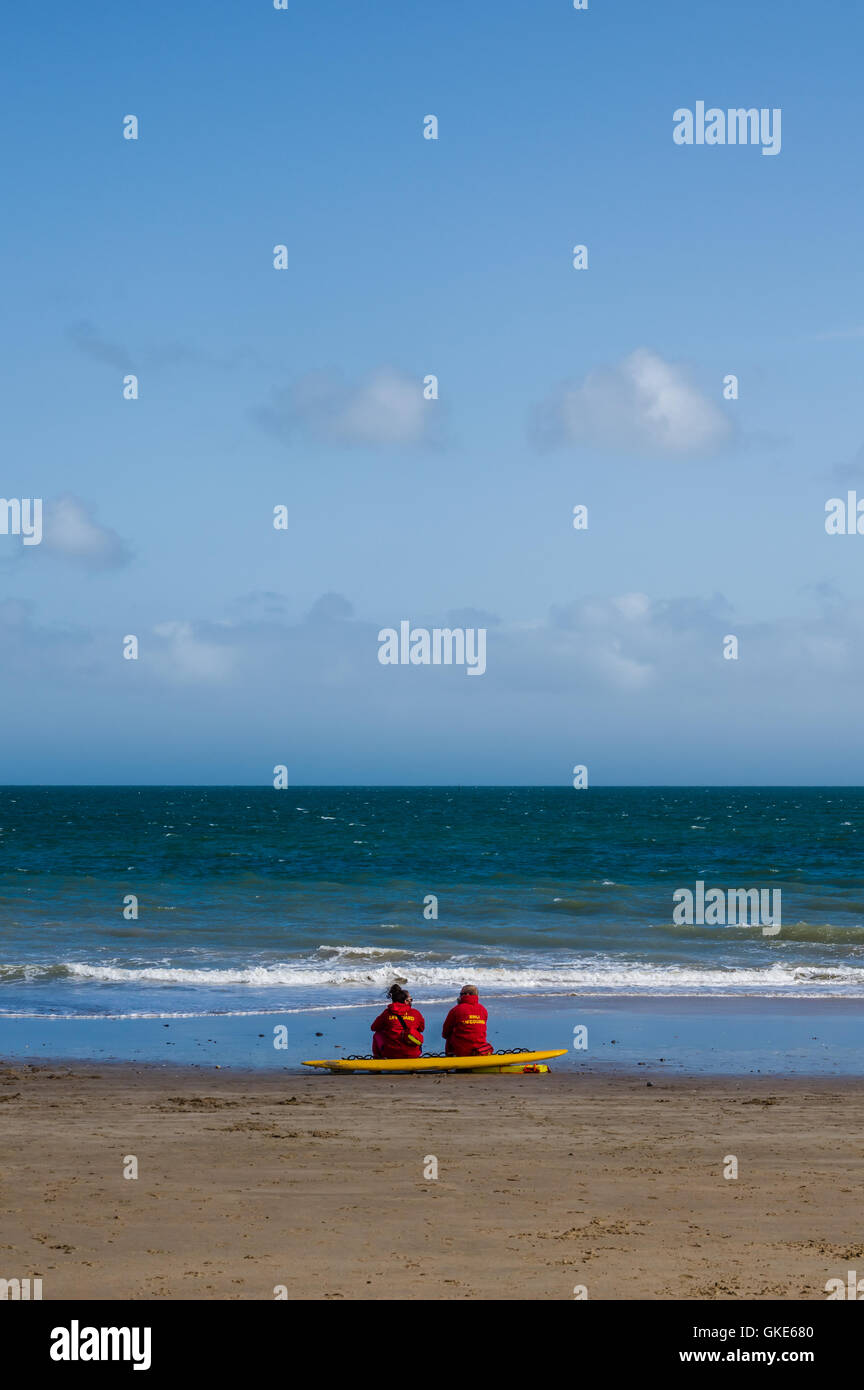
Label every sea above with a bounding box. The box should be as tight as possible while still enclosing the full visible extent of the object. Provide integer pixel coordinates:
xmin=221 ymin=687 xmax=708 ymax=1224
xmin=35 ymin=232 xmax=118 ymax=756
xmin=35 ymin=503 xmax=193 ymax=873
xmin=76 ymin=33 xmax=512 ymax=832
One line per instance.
xmin=1 ymin=786 xmax=863 ymax=1070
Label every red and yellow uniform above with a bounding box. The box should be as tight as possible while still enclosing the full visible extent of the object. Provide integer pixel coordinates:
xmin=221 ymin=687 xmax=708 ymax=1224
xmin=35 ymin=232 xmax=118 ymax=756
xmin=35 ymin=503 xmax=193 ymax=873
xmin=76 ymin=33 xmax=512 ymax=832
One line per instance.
xmin=371 ymin=1001 xmax=425 ymax=1058
xmin=442 ymin=995 xmax=493 ymax=1056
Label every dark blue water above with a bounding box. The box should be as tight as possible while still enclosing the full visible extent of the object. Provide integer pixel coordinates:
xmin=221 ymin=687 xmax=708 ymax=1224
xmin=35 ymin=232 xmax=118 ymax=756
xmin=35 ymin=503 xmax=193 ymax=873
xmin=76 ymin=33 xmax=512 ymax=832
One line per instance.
xmin=1 ymin=786 xmax=864 ymax=1020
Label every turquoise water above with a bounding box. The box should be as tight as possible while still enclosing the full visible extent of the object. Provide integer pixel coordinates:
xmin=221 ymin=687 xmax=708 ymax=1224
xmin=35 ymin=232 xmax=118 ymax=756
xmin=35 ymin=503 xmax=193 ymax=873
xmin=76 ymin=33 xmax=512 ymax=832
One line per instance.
xmin=2 ymin=787 xmax=864 ymax=1030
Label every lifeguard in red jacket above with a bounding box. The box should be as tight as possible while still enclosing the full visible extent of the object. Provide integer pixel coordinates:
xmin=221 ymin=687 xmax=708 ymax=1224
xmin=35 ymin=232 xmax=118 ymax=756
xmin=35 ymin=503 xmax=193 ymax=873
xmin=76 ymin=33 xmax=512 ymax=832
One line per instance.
xmin=371 ymin=984 xmax=425 ymax=1059
xmin=442 ymin=984 xmax=493 ymax=1057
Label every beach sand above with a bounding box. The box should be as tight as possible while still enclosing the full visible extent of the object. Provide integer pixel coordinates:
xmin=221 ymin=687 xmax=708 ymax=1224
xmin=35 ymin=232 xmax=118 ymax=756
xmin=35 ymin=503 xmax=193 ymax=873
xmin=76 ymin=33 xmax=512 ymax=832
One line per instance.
xmin=2 ymin=1062 xmax=862 ymax=1301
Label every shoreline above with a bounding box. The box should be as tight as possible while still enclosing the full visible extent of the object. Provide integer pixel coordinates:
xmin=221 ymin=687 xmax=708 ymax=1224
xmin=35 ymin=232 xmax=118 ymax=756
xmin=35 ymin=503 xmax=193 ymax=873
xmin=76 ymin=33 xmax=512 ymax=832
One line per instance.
xmin=3 ymin=1055 xmax=864 ymax=1084
xmin=2 ymin=994 xmax=862 ymax=1075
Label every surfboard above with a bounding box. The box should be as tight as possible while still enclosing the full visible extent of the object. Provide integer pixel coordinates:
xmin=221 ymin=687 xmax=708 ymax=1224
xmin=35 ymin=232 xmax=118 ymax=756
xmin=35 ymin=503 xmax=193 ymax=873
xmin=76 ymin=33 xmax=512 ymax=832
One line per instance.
xmin=302 ymin=1049 xmax=567 ymax=1074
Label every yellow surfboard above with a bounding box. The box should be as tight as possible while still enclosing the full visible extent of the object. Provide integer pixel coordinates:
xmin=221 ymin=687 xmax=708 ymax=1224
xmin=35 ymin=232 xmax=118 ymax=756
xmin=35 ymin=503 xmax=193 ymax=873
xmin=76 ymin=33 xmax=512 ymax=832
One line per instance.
xmin=302 ymin=1049 xmax=567 ymax=1074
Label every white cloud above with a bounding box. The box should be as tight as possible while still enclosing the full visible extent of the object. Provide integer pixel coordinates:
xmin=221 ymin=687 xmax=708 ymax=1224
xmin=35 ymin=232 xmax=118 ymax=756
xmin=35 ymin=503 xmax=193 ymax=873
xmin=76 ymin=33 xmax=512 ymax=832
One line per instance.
xmin=43 ymin=495 xmax=131 ymax=569
xmin=151 ymin=622 xmax=234 ymax=683
xmin=254 ymin=368 xmax=435 ymax=447
xmin=537 ymin=349 xmax=732 ymax=456
xmin=612 ymin=592 xmax=652 ymax=621
xmin=8 ymin=585 xmax=864 ymax=707
xmin=7 ymin=590 xmax=864 ymax=782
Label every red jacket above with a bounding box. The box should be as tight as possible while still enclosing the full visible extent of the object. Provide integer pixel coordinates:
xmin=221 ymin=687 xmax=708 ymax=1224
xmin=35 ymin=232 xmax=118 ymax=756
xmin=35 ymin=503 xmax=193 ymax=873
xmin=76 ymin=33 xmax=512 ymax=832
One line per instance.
xmin=371 ymin=1001 xmax=425 ymax=1058
xmin=442 ymin=996 xmax=491 ymax=1055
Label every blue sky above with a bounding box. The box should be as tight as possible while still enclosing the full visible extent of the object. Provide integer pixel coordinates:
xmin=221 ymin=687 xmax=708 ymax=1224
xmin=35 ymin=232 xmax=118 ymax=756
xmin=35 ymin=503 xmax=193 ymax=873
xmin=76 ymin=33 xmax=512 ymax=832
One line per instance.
xmin=2 ymin=0 xmax=864 ymax=783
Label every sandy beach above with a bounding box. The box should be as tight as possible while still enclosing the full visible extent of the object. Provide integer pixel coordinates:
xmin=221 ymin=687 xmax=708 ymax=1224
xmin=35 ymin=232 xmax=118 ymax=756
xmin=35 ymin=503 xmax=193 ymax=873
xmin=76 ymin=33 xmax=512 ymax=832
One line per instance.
xmin=3 ymin=1061 xmax=862 ymax=1301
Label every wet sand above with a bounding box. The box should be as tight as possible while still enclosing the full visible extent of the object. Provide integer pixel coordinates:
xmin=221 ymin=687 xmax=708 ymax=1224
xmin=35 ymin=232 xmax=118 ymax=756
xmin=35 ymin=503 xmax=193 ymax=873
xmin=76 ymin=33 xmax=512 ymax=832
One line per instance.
xmin=2 ymin=1062 xmax=862 ymax=1300
xmin=3 ymin=995 xmax=863 ymax=1074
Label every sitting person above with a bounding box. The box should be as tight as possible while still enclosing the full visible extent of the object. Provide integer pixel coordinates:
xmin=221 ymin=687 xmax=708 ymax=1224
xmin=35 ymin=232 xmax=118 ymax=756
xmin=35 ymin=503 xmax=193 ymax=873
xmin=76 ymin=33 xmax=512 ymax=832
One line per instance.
xmin=442 ymin=984 xmax=493 ymax=1056
xmin=371 ymin=984 xmax=425 ymax=1059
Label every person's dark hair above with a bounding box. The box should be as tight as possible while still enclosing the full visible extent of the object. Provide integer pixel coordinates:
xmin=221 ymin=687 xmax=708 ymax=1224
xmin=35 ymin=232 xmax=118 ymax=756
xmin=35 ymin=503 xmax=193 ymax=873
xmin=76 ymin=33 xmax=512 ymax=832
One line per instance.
xmin=387 ymin=983 xmax=409 ymax=1004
